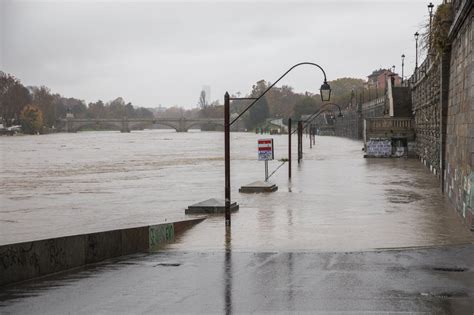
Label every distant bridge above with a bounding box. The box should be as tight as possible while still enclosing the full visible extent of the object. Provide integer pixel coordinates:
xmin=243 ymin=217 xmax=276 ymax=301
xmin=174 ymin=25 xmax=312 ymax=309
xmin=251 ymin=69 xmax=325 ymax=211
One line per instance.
xmin=58 ymin=117 xmax=225 ymax=133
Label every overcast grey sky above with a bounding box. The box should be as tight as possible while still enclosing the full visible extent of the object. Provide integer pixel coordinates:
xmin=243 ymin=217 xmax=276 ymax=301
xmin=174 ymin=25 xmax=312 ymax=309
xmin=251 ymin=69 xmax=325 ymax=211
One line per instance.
xmin=2 ymin=0 xmax=432 ymax=108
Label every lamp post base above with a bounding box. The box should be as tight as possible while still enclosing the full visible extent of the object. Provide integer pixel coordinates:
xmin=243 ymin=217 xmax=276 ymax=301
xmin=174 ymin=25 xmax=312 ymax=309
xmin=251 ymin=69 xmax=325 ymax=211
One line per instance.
xmin=186 ymin=198 xmax=239 ymax=214
xmin=239 ymin=181 xmax=278 ymax=193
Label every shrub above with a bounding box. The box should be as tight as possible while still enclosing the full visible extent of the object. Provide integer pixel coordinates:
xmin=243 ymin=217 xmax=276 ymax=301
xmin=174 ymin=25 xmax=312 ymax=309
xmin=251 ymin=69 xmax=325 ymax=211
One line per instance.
xmin=20 ymin=105 xmax=44 ymax=134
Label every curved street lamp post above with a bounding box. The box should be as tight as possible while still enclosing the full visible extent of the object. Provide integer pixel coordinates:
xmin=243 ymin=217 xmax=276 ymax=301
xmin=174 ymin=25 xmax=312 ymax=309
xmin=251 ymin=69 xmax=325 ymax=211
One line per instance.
xmin=401 ymin=54 xmax=405 ymax=84
xmin=224 ymin=62 xmax=331 ymax=227
xmin=414 ymin=32 xmax=420 ymax=69
xmin=288 ymin=103 xmax=343 ymax=169
xmin=428 ymin=2 xmax=434 ymax=50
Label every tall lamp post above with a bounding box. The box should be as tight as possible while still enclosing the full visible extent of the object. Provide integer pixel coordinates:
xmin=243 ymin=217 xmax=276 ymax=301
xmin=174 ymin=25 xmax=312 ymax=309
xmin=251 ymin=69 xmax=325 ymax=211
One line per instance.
xmin=224 ymin=62 xmax=331 ymax=227
xmin=428 ymin=2 xmax=434 ymax=51
xmin=414 ymin=31 xmax=419 ymax=69
xmin=401 ymin=54 xmax=405 ymax=84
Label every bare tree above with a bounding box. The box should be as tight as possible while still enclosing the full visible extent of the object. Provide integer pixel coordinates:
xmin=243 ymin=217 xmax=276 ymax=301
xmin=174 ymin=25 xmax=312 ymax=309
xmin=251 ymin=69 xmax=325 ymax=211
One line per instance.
xmin=198 ymin=90 xmax=208 ymax=109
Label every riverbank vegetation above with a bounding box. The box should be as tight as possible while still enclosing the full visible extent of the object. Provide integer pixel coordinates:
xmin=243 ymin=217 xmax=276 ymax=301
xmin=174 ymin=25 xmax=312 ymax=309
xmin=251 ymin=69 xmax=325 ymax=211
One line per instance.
xmin=1 ymin=70 xmax=367 ymax=133
xmin=0 ymin=71 xmax=154 ymax=133
xmin=195 ymin=77 xmax=366 ymax=131
xmin=420 ymin=2 xmax=453 ymax=56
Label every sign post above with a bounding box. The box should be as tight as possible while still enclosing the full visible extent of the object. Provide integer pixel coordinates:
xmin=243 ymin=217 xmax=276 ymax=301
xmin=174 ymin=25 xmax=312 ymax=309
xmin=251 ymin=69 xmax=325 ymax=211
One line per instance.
xmin=258 ymin=139 xmax=274 ymax=181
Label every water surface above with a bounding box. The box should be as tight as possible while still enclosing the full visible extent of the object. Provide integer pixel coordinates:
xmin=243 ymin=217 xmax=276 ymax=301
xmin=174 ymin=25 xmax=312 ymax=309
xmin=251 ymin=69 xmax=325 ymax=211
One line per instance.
xmin=1 ymin=130 xmax=472 ymax=250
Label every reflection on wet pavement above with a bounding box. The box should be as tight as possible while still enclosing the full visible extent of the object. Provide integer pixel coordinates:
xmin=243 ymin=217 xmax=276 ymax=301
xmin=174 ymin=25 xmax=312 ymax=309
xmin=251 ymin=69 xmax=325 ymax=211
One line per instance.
xmin=224 ymin=226 xmax=232 ymax=314
xmin=1 ymin=245 xmax=473 ymax=314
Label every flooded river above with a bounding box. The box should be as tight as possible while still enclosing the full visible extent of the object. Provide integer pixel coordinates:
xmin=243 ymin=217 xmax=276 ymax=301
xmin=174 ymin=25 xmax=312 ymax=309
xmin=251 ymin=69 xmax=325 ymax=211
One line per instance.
xmin=0 ymin=130 xmax=472 ymax=250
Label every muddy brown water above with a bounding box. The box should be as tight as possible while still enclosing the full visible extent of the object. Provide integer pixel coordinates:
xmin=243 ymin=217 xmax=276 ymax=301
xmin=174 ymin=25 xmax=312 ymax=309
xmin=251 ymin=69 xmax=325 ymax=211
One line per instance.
xmin=1 ymin=130 xmax=472 ymax=250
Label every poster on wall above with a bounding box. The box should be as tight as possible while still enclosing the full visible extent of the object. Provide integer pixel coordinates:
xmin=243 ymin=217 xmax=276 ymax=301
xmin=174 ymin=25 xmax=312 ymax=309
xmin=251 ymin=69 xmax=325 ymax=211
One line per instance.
xmin=366 ymin=138 xmax=392 ymax=157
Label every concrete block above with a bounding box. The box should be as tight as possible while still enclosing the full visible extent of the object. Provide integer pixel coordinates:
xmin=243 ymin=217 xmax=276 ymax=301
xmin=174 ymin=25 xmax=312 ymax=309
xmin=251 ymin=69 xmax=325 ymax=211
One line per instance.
xmin=185 ymin=198 xmax=239 ymax=214
xmin=239 ymin=181 xmax=278 ymax=193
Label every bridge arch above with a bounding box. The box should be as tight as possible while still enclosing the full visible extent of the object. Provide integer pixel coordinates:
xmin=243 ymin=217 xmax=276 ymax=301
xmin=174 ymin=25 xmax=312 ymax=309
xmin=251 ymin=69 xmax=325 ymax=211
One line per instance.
xmin=150 ymin=121 xmax=181 ymax=132
xmin=128 ymin=121 xmax=156 ymax=131
xmin=72 ymin=121 xmax=123 ymax=132
xmin=186 ymin=121 xmax=225 ymax=131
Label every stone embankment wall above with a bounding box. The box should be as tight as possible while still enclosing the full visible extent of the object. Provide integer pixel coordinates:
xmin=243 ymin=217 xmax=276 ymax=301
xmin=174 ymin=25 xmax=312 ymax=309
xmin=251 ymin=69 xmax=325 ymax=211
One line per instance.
xmin=410 ymin=54 xmax=443 ymax=175
xmin=361 ymin=97 xmax=387 ymax=119
xmin=409 ymin=0 xmax=473 ymax=230
xmin=333 ymin=110 xmax=361 ymax=139
xmin=340 ymin=97 xmax=387 ymax=139
xmin=315 ymin=97 xmax=386 ymax=140
xmin=445 ymin=0 xmax=473 ymax=229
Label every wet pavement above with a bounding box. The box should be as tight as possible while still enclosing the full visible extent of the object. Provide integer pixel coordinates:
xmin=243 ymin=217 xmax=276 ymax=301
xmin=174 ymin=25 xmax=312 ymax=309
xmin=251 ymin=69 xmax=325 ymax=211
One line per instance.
xmin=1 ymin=244 xmax=473 ymax=313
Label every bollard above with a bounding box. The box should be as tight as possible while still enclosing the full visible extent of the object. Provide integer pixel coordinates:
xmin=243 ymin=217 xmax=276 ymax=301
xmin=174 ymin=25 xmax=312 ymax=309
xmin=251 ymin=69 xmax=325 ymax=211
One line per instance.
xmin=297 ymin=120 xmax=303 ymax=163
xmin=288 ymin=118 xmax=292 ymax=179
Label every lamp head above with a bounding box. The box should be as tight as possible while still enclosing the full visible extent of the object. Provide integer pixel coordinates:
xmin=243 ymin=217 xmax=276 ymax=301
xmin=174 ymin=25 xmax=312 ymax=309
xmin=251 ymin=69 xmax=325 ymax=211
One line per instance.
xmin=428 ymin=2 xmax=434 ymax=14
xmin=320 ymin=81 xmax=331 ymax=102
xmin=414 ymin=32 xmax=419 ymax=40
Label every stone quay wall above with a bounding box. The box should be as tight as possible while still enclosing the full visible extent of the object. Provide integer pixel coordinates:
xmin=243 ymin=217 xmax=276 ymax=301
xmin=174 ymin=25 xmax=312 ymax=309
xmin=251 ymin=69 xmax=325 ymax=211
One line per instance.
xmin=444 ymin=0 xmax=473 ymax=230
xmin=333 ymin=110 xmax=361 ymax=139
xmin=312 ymin=97 xmax=387 ymax=139
xmin=410 ymin=54 xmax=443 ymax=175
xmin=409 ymin=0 xmax=473 ymax=230
xmin=361 ymin=97 xmax=387 ymax=119
xmin=328 ymin=97 xmax=386 ymax=140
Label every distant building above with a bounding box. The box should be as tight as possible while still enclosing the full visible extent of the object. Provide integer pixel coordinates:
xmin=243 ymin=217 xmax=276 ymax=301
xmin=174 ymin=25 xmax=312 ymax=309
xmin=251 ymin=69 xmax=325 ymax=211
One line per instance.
xmin=367 ymin=68 xmax=402 ymax=90
xmin=262 ymin=118 xmax=288 ymax=134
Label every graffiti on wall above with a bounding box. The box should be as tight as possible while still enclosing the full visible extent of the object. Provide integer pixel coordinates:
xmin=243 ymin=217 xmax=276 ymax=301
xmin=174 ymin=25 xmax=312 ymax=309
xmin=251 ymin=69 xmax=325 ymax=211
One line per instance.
xmin=149 ymin=224 xmax=174 ymax=251
xmin=445 ymin=163 xmax=474 ymax=222
xmin=469 ymin=172 xmax=474 ymax=215
xmin=47 ymin=239 xmax=67 ymax=268
xmin=0 ymin=243 xmax=40 ymax=273
xmin=366 ymin=138 xmax=392 ymax=157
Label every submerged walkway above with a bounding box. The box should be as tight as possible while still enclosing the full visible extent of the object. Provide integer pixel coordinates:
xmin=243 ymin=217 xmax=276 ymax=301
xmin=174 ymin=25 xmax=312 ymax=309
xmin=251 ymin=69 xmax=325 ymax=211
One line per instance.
xmin=174 ymin=136 xmax=473 ymax=252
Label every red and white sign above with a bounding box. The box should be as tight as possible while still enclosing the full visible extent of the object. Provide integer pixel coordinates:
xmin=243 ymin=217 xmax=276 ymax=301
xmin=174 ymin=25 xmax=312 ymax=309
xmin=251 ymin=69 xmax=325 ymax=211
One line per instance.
xmin=258 ymin=139 xmax=274 ymax=161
